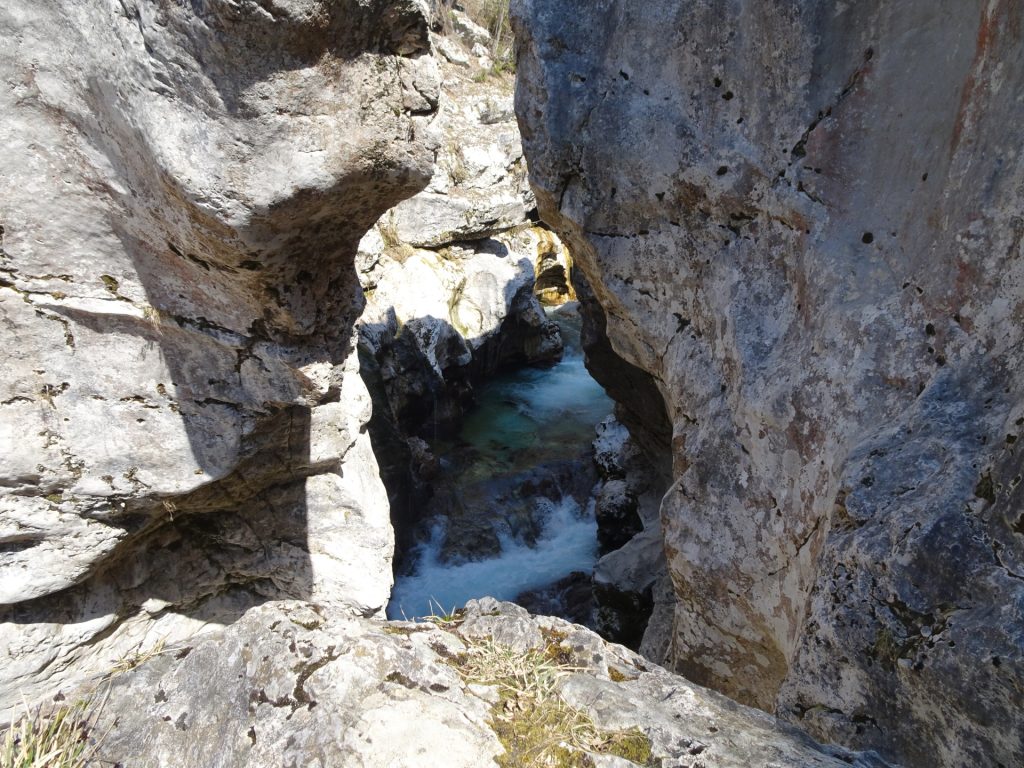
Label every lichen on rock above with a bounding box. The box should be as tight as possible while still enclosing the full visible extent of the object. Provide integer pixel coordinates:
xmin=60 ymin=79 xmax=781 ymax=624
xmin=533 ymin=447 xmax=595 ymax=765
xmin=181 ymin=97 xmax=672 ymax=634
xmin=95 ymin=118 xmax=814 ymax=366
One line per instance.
xmin=512 ymin=0 xmax=1024 ymax=764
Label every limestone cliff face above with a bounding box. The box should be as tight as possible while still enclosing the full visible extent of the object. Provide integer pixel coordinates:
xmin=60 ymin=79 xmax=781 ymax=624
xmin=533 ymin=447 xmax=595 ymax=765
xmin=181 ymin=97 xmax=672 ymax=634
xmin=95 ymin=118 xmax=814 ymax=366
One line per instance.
xmin=513 ymin=0 xmax=1024 ymax=765
xmin=0 ymin=0 xmax=438 ymax=703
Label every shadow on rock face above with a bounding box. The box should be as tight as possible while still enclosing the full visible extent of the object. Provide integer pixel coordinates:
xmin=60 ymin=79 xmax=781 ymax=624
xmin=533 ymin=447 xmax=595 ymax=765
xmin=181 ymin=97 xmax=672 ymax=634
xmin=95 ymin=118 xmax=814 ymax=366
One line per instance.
xmin=0 ymin=0 xmax=438 ymax=702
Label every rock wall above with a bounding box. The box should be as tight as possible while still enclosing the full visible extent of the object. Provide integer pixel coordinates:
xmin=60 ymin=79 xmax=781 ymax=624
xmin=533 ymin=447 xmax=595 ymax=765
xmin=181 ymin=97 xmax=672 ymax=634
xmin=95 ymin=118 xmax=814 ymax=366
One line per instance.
xmin=0 ymin=0 xmax=438 ymax=704
xmin=513 ymin=0 xmax=1024 ymax=765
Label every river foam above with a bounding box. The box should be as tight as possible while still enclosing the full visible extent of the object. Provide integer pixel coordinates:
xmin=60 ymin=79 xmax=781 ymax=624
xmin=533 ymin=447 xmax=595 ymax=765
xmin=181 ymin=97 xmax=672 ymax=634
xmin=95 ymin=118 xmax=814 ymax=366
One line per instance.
xmin=387 ymin=496 xmax=597 ymax=619
xmin=386 ymin=303 xmax=611 ymax=620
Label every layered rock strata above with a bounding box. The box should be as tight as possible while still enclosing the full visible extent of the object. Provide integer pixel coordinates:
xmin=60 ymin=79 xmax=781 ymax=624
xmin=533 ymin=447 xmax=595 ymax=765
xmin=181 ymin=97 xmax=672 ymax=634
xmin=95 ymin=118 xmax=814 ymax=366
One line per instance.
xmin=514 ymin=0 xmax=1024 ymax=765
xmin=0 ymin=0 xmax=438 ymax=704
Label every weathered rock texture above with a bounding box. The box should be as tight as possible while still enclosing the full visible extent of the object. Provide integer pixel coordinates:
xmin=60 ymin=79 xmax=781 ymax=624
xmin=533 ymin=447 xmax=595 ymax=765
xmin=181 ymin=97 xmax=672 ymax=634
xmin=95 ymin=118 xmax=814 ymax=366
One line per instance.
xmin=514 ymin=1 xmax=1024 ymax=765
xmin=358 ymin=229 xmax=562 ymax=441
xmin=352 ymin=37 xmax=567 ymax=556
xmin=590 ymin=416 xmax=670 ymax=652
xmin=90 ymin=599 xmax=891 ymax=768
xmin=533 ymin=228 xmax=576 ymax=305
xmin=357 ymin=228 xmax=564 ymax=559
xmin=0 ymin=0 xmax=439 ymax=704
xmin=354 ymin=31 xmax=563 ymax=433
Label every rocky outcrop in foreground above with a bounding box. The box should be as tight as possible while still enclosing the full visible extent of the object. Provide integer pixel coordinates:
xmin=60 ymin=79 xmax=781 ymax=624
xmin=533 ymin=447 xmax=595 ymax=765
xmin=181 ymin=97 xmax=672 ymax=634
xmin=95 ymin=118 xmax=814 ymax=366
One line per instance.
xmin=92 ymin=599 xmax=892 ymax=768
xmin=513 ymin=0 xmax=1024 ymax=765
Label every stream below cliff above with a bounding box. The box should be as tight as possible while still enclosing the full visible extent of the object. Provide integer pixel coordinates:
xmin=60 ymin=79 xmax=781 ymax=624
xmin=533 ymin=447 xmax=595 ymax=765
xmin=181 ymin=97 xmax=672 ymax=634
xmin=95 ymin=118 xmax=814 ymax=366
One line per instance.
xmin=387 ymin=303 xmax=612 ymax=620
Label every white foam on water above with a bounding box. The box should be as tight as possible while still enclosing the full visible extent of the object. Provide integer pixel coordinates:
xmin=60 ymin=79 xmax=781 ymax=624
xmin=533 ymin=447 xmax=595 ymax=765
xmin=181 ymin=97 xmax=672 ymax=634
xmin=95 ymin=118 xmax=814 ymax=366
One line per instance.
xmin=386 ymin=496 xmax=597 ymax=620
xmin=514 ymin=355 xmax=608 ymax=424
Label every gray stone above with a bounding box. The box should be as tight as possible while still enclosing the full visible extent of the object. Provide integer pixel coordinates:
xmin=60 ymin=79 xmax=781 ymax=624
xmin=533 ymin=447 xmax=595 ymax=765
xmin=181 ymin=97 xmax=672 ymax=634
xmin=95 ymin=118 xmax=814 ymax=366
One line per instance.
xmin=88 ymin=600 xmax=892 ymax=768
xmin=513 ymin=0 xmax=1024 ymax=765
xmin=371 ymin=56 xmax=534 ymax=250
xmin=593 ymin=416 xmax=631 ymax=479
xmin=0 ymin=0 xmax=438 ymax=704
xmin=92 ymin=602 xmax=502 ymax=768
xmin=594 ymin=479 xmax=640 ymax=554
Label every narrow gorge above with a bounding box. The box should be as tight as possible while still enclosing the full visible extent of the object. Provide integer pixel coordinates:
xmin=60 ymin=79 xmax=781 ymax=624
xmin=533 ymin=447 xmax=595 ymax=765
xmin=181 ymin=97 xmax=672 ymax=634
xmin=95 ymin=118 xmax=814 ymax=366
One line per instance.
xmin=0 ymin=1 xmax=1021 ymax=767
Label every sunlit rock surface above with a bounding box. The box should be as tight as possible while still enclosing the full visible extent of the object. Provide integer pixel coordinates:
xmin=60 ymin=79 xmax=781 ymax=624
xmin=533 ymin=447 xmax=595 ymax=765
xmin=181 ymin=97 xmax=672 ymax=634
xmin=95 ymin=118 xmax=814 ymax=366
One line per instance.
xmin=353 ymin=34 xmax=567 ymax=556
xmin=92 ymin=599 xmax=892 ymax=768
xmin=0 ymin=0 xmax=438 ymax=703
xmin=513 ymin=0 xmax=1024 ymax=764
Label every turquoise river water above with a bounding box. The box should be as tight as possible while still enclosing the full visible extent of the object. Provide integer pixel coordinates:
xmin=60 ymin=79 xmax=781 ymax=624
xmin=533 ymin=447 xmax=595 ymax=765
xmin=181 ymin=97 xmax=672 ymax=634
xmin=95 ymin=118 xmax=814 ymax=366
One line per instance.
xmin=387 ymin=304 xmax=612 ymax=619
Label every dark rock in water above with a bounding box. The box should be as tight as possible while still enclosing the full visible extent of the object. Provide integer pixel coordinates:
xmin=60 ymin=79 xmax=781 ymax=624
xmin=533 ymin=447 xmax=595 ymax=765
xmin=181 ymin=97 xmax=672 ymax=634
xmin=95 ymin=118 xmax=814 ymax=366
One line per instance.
xmin=434 ymin=456 xmax=597 ymax=563
xmin=508 ymin=287 xmax=565 ymax=365
xmin=516 ymin=571 xmax=594 ymax=627
xmin=407 ymin=436 xmax=441 ymax=482
xmin=594 ymin=479 xmax=641 ymax=554
xmin=593 ymin=578 xmax=654 ymax=652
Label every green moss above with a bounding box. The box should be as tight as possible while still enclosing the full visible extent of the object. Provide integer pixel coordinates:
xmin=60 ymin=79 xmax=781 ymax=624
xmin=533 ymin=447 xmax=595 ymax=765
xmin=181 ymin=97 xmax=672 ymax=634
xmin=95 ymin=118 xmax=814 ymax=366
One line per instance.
xmin=429 ymin=641 xmax=469 ymax=666
xmin=439 ymin=634 xmax=653 ymax=767
xmin=385 ymin=671 xmax=416 ymax=689
xmin=289 ymin=617 xmax=323 ymax=631
xmin=604 ymin=730 xmax=652 ymax=764
xmin=870 ymin=627 xmax=900 ymax=667
xmin=541 ymin=627 xmax=575 ymax=666
xmin=491 ymin=697 xmax=595 ymax=768
xmin=99 ymin=274 xmax=119 ymax=294
xmin=608 ymin=667 xmax=628 ymax=683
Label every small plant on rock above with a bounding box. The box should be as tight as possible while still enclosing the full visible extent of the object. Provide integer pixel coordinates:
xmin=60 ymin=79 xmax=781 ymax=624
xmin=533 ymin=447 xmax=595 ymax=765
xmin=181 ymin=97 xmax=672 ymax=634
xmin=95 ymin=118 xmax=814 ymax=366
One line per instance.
xmin=449 ymin=634 xmax=653 ymax=767
xmin=424 ymin=599 xmax=466 ymax=627
xmin=106 ymin=637 xmax=167 ymax=679
xmin=0 ymin=697 xmax=104 ymax=768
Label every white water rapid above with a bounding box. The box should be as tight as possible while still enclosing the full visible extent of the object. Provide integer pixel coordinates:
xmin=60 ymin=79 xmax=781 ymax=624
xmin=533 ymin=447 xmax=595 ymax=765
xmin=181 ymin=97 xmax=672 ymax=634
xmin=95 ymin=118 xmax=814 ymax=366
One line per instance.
xmin=386 ymin=303 xmax=612 ymax=620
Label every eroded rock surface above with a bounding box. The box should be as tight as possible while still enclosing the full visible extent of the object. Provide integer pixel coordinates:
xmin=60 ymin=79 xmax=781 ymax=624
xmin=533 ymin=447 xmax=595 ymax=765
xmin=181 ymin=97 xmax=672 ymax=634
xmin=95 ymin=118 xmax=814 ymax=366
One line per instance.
xmin=0 ymin=0 xmax=438 ymax=703
xmin=514 ymin=0 xmax=1024 ymax=764
xmin=352 ymin=35 xmax=568 ymax=561
xmin=590 ymin=416 xmax=670 ymax=651
xmin=91 ymin=599 xmax=892 ymax=768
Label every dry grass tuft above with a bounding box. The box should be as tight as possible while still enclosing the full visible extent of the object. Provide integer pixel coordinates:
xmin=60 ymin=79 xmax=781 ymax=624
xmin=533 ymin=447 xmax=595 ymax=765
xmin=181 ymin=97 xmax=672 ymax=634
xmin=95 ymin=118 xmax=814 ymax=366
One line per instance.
xmin=106 ymin=638 xmax=167 ymax=679
xmin=0 ymin=696 xmax=105 ymax=768
xmin=449 ymin=635 xmax=652 ymax=767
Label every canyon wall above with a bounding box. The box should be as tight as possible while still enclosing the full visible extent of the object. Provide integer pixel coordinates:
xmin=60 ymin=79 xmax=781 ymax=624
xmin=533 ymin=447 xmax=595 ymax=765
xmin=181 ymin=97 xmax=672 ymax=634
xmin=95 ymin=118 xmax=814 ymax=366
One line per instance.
xmin=0 ymin=0 xmax=439 ymax=703
xmin=513 ymin=0 xmax=1024 ymax=765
